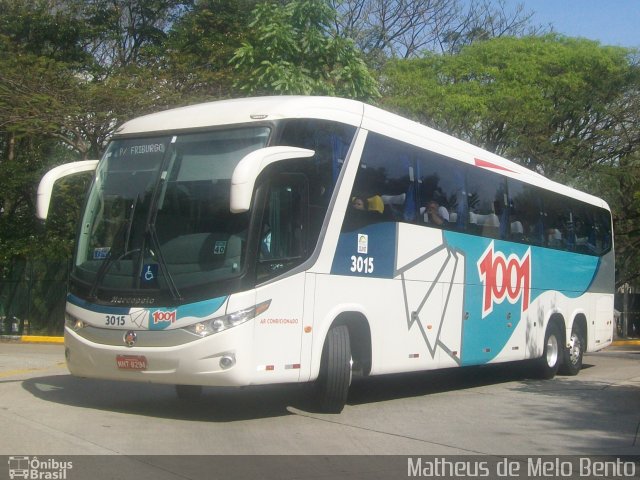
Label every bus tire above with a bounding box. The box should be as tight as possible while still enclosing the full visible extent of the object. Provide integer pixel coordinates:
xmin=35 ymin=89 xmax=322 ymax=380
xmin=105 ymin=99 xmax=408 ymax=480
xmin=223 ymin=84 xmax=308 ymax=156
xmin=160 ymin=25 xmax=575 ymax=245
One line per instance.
xmin=316 ymin=325 xmax=351 ymax=413
xmin=175 ymin=384 xmax=202 ymax=401
xmin=559 ymin=325 xmax=585 ymax=376
xmin=535 ymin=322 xmax=562 ymax=379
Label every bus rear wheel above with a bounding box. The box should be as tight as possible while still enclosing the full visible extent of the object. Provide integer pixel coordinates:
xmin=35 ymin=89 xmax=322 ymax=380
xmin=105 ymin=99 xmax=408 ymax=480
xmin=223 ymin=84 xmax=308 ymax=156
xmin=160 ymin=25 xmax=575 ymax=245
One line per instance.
xmin=535 ymin=322 xmax=562 ymax=379
xmin=316 ymin=325 xmax=351 ymax=413
xmin=559 ymin=326 xmax=585 ymax=376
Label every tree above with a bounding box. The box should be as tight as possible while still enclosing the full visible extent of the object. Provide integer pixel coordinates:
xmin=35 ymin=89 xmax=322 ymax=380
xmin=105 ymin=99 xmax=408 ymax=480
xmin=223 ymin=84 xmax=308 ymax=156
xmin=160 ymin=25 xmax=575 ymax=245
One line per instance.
xmin=81 ymin=0 xmax=192 ymax=73
xmin=435 ymin=0 xmax=544 ymax=54
xmin=381 ymin=35 xmax=637 ymax=178
xmin=161 ymin=0 xmax=257 ymax=100
xmin=331 ymin=0 xmax=545 ymax=61
xmin=0 ymin=1 xmax=92 ymax=269
xmin=0 ymin=0 xmax=92 ymax=64
xmin=231 ymin=0 xmax=379 ymax=100
xmin=0 ymin=0 xmax=189 ymax=332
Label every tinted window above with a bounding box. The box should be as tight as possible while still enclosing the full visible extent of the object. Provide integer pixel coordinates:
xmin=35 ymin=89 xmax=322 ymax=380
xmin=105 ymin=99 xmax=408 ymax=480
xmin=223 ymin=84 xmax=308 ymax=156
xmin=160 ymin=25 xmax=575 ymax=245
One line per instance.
xmin=257 ymin=174 xmax=307 ymax=281
xmin=507 ymin=179 xmax=545 ymax=245
xmin=541 ymin=191 xmax=569 ymax=249
xmin=565 ymin=199 xmax=612 ymax=255
xmin=278 ymin=119 xmax=356 ymax=241
xmin=416 ymin=151 xmax=466 ymax=230
xmin=352 ymin=132 xmax=413 ymax=198
xmin=341 ymin=132 xmax=611 ymax=256
xmin=466 ymin=167 xmax=508 ymax=239
xmin=343 ymin=132 xmax=415 ymax=231
xmin=278 ymin=119 xmax=356 ymax=202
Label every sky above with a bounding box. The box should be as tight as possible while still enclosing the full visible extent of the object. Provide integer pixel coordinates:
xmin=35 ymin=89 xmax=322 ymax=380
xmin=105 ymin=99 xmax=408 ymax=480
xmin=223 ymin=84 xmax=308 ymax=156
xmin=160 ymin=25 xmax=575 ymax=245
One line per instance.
xmin=500 ymin=0 xmax=640 ymax=49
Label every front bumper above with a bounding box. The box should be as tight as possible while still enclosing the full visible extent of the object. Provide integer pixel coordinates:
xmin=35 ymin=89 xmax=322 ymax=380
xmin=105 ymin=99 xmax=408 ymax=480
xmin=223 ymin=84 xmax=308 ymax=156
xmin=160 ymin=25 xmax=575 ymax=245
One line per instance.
xmin=64 ymin=322 xmax=254 ymax=387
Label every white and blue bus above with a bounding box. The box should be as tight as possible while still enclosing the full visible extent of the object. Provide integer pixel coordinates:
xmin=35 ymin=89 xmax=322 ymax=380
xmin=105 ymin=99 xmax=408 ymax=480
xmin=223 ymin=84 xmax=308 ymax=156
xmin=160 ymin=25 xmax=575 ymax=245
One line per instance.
xmin=37 ymin=96 xmax=614 ymax=413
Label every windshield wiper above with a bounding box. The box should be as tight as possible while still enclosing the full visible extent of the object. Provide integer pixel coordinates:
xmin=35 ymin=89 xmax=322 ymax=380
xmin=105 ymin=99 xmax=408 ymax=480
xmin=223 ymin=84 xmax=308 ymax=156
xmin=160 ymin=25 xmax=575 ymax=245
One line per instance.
xmin=146 ymin=222 xmax=182 ymax=301
xmin=88 ymin=195 xmax=140 ymax=300
xmin=123 ymin=194 xmax=139 ymax=254
xmin=135 ymin=162 xmax=182 ymax=302
xmin=89 ymin=247 xmax=141 ymax=300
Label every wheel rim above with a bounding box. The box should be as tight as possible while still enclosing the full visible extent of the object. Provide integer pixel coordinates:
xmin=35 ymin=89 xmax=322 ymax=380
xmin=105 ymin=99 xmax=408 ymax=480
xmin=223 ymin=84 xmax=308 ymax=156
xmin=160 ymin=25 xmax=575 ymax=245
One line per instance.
xmin=349 ymin=356 xmax=353 ymax=386
xmin=568 ymin=332 xmax=582 ymax=365
xmin=546 ymin=334 xmax=559 ymax=368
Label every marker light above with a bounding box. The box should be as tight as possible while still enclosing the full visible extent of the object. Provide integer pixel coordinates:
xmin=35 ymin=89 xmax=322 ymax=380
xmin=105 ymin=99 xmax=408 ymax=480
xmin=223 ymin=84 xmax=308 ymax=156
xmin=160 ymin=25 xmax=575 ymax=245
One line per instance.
xmin=219 ymin=355 xmax=236 ymax=369
xmin=184 ymin=300 xmax=271 ymax=338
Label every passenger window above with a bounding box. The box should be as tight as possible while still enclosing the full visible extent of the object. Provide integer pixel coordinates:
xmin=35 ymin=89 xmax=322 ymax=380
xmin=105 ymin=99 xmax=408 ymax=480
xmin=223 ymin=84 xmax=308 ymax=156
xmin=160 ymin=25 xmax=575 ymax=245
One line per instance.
xmin=416 ymin=152 xmax=466 ymax=230
xmin=278 ymin=119 xmax=356 ymax=202
xmin=508 ymin=180 xmax=545 ymax=245
xmin=257 ymin=175 xmax=308 ymax=281
xmin=343 ymin=132 xmax=415 ymax=231
xmin=466 ymin=167 xmax=507 ymax=239
xmin=279 ymin=119 xmax=356 ymax=241
xmin=543 ymin=192 xmax=571 ymax=250
xmin=579 ymin=206 xmax=612 ymax=255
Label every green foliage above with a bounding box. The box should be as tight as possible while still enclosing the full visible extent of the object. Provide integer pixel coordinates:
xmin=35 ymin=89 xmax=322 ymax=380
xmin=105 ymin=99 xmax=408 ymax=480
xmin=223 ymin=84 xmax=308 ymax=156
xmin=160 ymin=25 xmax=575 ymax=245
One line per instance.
xmin=231 ymin=0 xmax=379 ymax=100
xmin=161 ymin=0 xmax=256 ymax=99
xmin=0 ymin=0 xmax=91 ymax=64
xmin=81 ymin=0 xmax=192 ymax=71
xmin=382 ymin=35 xmax=635 ymax=177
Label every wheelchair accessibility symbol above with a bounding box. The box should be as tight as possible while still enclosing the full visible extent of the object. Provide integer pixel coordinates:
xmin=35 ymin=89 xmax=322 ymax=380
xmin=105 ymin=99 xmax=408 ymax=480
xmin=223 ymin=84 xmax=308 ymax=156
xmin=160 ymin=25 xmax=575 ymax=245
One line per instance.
xmin=141 ymin=264 xmax=158 ymax=283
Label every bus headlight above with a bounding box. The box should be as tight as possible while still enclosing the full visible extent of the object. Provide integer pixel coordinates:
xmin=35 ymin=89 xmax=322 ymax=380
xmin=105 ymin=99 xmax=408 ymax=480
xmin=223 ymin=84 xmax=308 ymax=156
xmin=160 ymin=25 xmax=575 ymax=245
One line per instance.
xmin=184 ymin=300 xmax=271 ymax=338
xmin=65 ymin=313 xmax=87 ymax=331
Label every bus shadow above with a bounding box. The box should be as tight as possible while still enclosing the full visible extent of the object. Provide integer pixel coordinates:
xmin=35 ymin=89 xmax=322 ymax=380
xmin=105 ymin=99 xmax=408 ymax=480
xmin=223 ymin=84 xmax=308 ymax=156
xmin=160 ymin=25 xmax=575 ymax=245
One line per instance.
xmin=21 ymin=360 xmax=568 ymax=421
xmin=346 ymin=361 xmax=544 ymax=405
xmin=22 ymin=374 xmax=310 ymax=422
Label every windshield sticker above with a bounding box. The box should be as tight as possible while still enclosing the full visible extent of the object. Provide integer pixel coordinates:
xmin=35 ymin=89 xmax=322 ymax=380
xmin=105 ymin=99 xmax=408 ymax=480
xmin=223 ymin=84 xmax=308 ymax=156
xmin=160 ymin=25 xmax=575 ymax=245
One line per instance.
xmin=93 ymin=247 xmax=110 ymax=260
xmin=357 ymin=234 xmax=368 ymax=254
xmin=141 ymin=264 xmax=158 ymax=284
xmin=120 ymin=143 xmax=165 ymax=156
xmin=214 ymin=240 xmax=227 ymax=255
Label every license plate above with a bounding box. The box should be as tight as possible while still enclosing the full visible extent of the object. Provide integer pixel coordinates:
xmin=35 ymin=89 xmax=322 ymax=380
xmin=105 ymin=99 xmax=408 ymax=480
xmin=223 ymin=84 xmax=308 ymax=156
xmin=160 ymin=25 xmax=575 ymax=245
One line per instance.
xmin=116 ymin=355 xmax=147 ymax=370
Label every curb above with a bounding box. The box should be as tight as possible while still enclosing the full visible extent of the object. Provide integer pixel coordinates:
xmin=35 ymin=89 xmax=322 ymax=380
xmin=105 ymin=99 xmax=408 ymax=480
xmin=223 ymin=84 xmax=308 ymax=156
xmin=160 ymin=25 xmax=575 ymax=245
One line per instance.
xmin=21 ymin=335 xmax=65 ymax=344
xmin=1 ymin=335 xmax=64 ymax=344
xmin=611 ymin=339 xmax=640 ymax=346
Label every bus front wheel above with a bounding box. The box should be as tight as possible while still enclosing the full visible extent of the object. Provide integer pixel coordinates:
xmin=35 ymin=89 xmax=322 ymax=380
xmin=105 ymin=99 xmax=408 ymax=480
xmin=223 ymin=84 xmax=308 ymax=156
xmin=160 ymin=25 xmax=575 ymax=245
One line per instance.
xmin=535 ymin=323 xmax=562 ymax=379
xmin=316 ymin=325 xmax=351 ymax=413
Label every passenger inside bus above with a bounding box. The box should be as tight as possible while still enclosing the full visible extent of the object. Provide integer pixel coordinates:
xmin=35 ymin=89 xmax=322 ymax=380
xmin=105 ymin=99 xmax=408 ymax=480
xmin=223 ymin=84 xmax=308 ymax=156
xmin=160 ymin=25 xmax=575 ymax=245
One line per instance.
xmin=351 ymin=196 xmax=366 ymax=210
xmin=422 ymin=200 xmax=450 ymax=226
xmin=342 ymin=194 xmax=385 ymax=231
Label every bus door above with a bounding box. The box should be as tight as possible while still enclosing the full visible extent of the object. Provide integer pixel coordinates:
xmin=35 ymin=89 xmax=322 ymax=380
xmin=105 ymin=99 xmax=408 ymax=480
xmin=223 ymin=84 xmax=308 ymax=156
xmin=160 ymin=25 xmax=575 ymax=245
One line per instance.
xmin=253 ymin=173 xmax=309 ymax=382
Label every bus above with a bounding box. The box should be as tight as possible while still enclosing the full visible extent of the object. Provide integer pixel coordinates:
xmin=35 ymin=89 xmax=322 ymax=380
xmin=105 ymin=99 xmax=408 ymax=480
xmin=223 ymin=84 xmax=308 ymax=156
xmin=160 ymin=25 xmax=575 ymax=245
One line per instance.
xmin=37 ymin=96 xmax=614 ymax=413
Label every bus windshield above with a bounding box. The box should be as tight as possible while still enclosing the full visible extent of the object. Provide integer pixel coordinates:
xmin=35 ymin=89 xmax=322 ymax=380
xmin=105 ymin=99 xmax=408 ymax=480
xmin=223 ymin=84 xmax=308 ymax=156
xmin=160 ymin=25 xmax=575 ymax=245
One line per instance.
xmin=74 ymin=127 xmax=271 ymax=299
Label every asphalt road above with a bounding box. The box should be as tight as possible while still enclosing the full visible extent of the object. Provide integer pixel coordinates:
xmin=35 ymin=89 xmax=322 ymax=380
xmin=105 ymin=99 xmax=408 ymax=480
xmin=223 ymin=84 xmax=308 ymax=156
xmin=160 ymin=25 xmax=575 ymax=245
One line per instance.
xmin=1 ymin=342 xmax=639 ymax=478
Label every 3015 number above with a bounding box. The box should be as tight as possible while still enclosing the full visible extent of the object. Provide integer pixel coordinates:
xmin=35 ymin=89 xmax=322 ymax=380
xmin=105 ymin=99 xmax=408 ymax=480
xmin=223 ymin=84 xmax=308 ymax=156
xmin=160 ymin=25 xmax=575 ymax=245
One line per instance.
xmin=105 ymin=315 xmax=125 ymax=326
xmin=350 ymin=255 xmax=374 ymax=274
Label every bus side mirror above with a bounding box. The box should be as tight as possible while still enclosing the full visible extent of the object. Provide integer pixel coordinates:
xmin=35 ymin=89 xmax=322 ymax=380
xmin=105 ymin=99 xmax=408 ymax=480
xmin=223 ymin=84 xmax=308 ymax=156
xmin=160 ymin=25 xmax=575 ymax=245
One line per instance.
xmin=36 ymin=160 xmax=99 ymax=220
xmin=230 ymin=146 xmax=314 ymax=213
